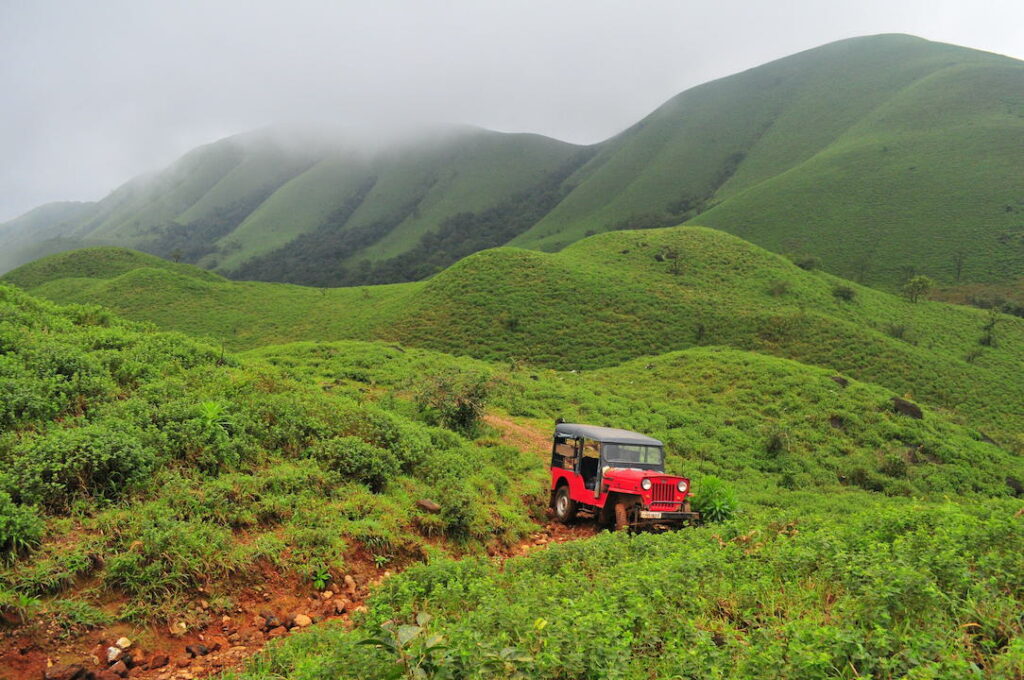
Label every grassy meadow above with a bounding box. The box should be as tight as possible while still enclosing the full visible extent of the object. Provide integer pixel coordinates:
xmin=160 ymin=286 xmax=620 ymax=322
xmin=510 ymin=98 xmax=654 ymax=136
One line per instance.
xmin=1 ymin=219 xmax=1022 ymax=678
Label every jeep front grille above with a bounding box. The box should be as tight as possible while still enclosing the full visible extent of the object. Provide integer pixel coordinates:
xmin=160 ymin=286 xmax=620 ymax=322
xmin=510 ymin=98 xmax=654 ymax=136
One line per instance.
xmin=652 ymin=479 xmax=675 ymax=504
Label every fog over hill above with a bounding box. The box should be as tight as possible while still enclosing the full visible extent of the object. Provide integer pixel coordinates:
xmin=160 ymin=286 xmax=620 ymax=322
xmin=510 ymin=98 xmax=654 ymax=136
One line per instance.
xmin=3 ymin=34 xmax=1022 ymax=289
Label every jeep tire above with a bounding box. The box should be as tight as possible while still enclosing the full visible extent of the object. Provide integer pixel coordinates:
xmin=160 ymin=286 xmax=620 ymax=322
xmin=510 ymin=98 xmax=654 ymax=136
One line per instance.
xmin=554 ymin=485 xmax=577 ymax=523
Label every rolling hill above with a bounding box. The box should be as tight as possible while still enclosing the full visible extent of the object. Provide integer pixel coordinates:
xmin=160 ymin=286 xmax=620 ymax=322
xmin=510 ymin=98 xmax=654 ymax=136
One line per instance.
xmin=3 ymin=277 xmax=1022 ymax=678
xmin=2 ymin=34 xmax=1022 ymax=289
xmin=7 ymin=227 xmax=1024 ymax=448
xmin=513 ymin=34 xmax=1024 ymax=288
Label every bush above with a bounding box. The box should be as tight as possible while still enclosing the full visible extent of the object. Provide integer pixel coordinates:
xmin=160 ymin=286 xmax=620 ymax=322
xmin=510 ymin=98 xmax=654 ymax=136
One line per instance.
xmin=309 ymin=436 xmax=400 ymax=492
xmin=690 ymin=476 xmax=738 ymax=523
xmin=11 ymin=425 xmax=155 ymax=511
xmin=901 ymin=275 xmax=935 ymax=303
xmin=415 ymin=370 xmax=490 ymax=436
xmin=791 ymin=255 xmax=821 ymax=271
xmin=832 ymin=285 xmax=856 ymax=302
xmin=0 ymin=492 xmax=44 ymax=563
xmin=767 ymin=280 xmax=791 ymax=297
xmin=885 ymin=322 xmax=908 ymax=340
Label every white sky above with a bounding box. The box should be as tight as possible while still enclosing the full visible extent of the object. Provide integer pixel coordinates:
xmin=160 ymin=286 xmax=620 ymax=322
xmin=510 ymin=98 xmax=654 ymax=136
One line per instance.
xmin=1 ymin=0 xmax=1021 ymax=222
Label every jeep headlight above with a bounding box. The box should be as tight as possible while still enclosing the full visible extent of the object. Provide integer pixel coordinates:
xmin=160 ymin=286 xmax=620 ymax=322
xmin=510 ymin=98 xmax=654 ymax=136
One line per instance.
xmin=641 ymin=478 xmax=652 ymax=490
xmin=677 ymin=480 xmax=688 ymax=493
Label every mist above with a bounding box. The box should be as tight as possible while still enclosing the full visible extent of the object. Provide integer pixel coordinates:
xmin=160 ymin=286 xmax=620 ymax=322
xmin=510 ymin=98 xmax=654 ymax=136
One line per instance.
xmin=2 ymin=0 xmax=1022 ymax=223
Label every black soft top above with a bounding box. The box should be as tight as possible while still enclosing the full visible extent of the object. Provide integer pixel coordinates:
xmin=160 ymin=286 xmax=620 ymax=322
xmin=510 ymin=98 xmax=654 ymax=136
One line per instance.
xmin=554 ymin=423 xmax=663 ymax=446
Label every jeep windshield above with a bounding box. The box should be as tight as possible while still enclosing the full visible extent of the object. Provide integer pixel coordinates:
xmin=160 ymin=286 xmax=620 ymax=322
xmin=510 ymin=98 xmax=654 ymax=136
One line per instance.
xmin=602 ymin=443 xmax=664 ymax=467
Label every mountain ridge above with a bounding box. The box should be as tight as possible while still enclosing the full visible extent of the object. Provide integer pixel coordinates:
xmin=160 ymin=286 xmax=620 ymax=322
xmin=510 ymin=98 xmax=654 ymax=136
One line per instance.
xmin=3 ymin=33 xmax=1022 ymax=289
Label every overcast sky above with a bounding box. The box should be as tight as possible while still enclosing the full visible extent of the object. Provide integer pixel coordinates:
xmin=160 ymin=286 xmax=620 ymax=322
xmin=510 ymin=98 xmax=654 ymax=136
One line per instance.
xmin=1 ymin=0 xmax=1021 ymax=223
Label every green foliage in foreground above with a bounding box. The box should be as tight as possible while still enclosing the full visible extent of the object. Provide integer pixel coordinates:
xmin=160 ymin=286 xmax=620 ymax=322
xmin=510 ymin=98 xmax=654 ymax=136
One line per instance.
xmin=0 ymin=284 xmax=542 ymax=624
xmin=232 ymin=340 xmax=1024 ymax=677
xmin=689 ymin=476 xmax=737 ymax=523
xmin=230 ymin=497 xmax=1024 ymax=680
xmin=1 ymin=277 xmax=1023 ymax=678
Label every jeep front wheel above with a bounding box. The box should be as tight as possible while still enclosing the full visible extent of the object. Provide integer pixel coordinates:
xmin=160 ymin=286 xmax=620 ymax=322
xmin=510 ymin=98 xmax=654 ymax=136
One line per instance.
xmin=553 ymin=486 xmax=577 ymax=523
xmin=614 ymin=499 xmax=639 ymax=532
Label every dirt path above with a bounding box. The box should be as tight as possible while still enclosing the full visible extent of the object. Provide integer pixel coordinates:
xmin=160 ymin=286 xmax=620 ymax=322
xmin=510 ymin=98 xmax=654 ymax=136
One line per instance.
xmin=2 ymin=414 xmax=598 ymax=680
xmin=483 ymin=413 xmax=552 ymax=457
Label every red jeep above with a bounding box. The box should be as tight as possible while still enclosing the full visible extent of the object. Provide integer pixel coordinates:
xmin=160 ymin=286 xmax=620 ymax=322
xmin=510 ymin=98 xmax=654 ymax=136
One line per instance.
xmin=549 ymin=423 xmax=699 ymax=530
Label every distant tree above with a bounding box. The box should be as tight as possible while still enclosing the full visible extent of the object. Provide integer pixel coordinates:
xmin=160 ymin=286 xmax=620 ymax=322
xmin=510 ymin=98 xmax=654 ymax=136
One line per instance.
xmin=953 ymin=250 xmax=967 ymax=282
xmin=979 ymin=309 xmax=999 ymax=347
xmin=170 ymin=248 xmax=183 ymax=263
xmin=415 ymin=370 xmax=491 ymax=437
xmin=902 ymin=275 xmax=935 ymax=303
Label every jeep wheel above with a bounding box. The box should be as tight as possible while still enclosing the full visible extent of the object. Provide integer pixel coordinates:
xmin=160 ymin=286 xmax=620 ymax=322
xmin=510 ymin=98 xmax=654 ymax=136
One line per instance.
xmin=614 ymin=500 xmax=639 ymax=532
xmin=553 ymin=486 xmax=577 ymax=523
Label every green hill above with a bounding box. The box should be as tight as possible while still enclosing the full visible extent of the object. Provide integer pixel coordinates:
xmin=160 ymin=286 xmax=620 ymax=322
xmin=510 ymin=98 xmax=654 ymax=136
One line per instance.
xmin=0 ymin=126 xmax=587 ymax=285
xmin=2 ymin=252 xmax=1022 ymax=677
xmin=0 ymin=201 xmax=103 ymax=273
xmin=8 ymin=227 xmax=1024 ymax=447
xmin=3 ymin=34 xmax=1021 ymax=289
xmin=511 ymin=35 xmax=1024 ymax=287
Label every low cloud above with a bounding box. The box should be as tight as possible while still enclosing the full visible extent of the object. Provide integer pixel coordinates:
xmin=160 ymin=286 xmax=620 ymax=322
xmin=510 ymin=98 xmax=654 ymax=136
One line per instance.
xmin=1 ymin=0 xmax=1021 ymax=222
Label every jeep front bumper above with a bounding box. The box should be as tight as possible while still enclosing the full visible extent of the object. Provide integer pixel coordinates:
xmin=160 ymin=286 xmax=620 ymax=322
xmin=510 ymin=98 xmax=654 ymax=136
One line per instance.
xmin=638 ymin=510 xmax=701 ymax=522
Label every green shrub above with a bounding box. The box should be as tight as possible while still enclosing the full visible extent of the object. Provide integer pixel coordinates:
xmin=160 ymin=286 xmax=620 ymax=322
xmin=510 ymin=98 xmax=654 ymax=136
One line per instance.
xmin=0 ymin=492 xmax=44 ymax=563
xmin=309 ymin=436 xmax=400 ymax=492
xmin=415 ymin=370 xmax=490 ymax=436
xmin=792 ymin=255 xmax=821 ymax=270
xmin=691 ymin=476 xmax=738 ymax=522
xmin=880 ymin=452 xmax=908 ymax=479
xmin=12 ymin=425 xmax=154 ymax=511
xmin=902 ymin=275 xmax=935 ymax=303
xmin=832 ymin=285 xmax=856 ymax=302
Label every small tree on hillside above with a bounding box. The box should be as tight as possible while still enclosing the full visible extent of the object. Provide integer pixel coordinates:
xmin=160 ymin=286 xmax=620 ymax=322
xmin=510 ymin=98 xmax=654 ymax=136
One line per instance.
xmin=953 ymin=250 xmax=967 ymax=282
xmin=902 ymin=275 xmax=935 ymax=303
xmin=415 ymin=370 xmax=491 ymax=436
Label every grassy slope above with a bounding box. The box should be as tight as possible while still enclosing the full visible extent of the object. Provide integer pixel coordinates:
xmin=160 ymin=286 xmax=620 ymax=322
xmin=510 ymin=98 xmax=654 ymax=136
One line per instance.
xmin=357 ymin=131 xmax=584 ymax=262
xmin=78 ymin=138 xmax=250 ymax=242
xmin=7 ymin=227 xmax=1024 ymax=446
xmin=0 ymin=282 xmax=544 ymax=626
xmin=233 ymin=339 xmax=1024 ymax=679
xmin=214 ymin=128 xmax=582 ymax=272
xmin=512 ymin=34 xmax=1024 ymax=287
xmin=211 ymin=153 xmax=375 ymax=270
xmin=3 ymin=270 xmax=1022 ymax=677
xmin=0 ymin=202 xmax=101 ymax=273
xmin=246 ymin=340 xmax=1024 ymax=498
xmin=694 ymin=61 xmax=1024 ymax=286
xmin=7 ymin=35 xmax=1021 ymax=288
xmin=0 ymin=247 xmax=223 ymax=289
